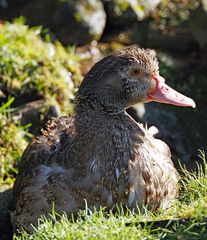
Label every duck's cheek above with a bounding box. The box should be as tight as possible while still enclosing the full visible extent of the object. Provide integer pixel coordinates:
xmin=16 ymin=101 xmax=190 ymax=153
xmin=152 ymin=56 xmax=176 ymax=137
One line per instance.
xmin=148 ymin=79 xmax=157 ymax=94
xmin=130 ymin=80 xmax=152 ymax=104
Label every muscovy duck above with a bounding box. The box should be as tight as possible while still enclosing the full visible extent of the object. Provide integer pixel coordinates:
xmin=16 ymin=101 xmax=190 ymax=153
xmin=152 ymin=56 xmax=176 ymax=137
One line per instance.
xmin=12 ymin=48 xmax=195 ymax=231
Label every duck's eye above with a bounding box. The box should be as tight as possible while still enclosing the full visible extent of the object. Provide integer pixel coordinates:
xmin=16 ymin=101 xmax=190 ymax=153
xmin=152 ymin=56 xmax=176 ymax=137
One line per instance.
xmin=130 ymin=68 xmax=141 ymax=76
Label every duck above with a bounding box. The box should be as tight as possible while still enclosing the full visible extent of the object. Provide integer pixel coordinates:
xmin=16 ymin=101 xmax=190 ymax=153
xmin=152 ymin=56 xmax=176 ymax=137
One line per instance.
xmin=12 ymin=47 xmax=196 ymax=232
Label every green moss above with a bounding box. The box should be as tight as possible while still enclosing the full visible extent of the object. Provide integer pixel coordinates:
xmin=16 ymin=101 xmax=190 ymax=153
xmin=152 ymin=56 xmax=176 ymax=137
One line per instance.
xmin=0 ymin=18 xmax=82 ymax=114
xmin=0 ymin=98 xmax=31 ymax=188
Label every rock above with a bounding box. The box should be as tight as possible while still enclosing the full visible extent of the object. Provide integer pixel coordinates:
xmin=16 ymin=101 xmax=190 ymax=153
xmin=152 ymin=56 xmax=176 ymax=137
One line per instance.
xmin=102 ymin=0 xmax=137 ymax=30
xmin=129 ymin=0 xmax=161 ymax=21
xmin=102 ymin=0 xmax=160 ymax=31
xmin=189 ymin=0 xmax=207 ymax=51
xmin=131 ymin=20 xmax=199 ymax=53
xmin=18 ymin=99 xmax=61 ymax=135
xmin=0 ymin=0 xmax=106 ymax=45
xmin=76 ymin=42 xmax=104 ymax=75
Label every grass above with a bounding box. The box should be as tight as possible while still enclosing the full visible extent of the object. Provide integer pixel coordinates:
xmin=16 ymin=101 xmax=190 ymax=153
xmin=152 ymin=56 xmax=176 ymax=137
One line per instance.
xmin=12 ymin=151 xmax=207 ymax=240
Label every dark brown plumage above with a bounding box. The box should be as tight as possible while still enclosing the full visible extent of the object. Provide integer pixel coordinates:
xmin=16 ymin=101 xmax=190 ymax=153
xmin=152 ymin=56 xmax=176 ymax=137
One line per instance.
xmin=12 ymin=48 xmax=195 ymax=232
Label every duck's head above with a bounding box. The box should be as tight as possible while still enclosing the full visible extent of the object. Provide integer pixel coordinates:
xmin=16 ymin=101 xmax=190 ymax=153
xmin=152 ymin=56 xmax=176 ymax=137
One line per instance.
xmin=77 ymin=48 xmax=196 ymax=113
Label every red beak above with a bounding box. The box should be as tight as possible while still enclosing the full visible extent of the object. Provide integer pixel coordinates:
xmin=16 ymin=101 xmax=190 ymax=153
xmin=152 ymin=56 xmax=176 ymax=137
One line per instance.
xmin=147 ymin=75 xmax=196 ymax=108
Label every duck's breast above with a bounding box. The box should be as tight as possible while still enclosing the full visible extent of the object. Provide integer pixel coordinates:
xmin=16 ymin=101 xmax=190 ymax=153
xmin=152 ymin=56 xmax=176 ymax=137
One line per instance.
xmin=126 ymin=125 xmax=179 ymax=210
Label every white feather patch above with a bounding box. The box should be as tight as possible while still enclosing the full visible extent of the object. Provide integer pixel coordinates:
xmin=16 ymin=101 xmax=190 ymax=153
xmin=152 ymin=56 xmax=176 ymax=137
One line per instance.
xmin=89 ymin=159 xmax=99 ymax=172
xmin=128 ymin=188 xmax=135 ymax=207
xmin=148 ymin=126 xmax=159 ymax=136
xmin=115 ymin=168 xmax=120 ymax=180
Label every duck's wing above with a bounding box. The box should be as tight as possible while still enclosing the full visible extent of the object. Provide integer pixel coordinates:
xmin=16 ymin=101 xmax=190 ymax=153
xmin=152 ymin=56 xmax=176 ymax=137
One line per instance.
xmin=12 ymin=116 xmax=77 ymax=232
xmin=13 ymin=116 xmax=75 ymax=204
xmin=12 ymin=163 xmax=78 ymax=233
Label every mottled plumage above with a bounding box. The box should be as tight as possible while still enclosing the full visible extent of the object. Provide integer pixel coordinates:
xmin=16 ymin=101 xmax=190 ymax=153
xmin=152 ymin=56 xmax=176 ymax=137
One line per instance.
xmin=12 ymin=48 xmax=195 ymax=232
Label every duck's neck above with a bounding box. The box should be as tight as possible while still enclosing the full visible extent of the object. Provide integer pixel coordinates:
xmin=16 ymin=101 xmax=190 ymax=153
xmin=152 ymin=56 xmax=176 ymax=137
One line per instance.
xmin=75 ymin=94 xmax=125 ymax=115
xmin=71 ymin=102 xmax=146 ymax=171
xmin=71 ymin=104 xmax=137 ymax=168
xmin=73 ymin=95 xmax=145 ymax=132
xmin=74 ymin=101 xmax=127 ymax=130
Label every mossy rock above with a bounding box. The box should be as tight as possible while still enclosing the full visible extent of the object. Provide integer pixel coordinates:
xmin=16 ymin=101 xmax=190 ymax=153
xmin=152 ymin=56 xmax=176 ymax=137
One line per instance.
xmin=0 ymin=20 xmax=83 ymax=187
xmin=0 ymin=19 xmax=82 ymax=114
xmin=102 ymin=0 xmax=160 ymax=30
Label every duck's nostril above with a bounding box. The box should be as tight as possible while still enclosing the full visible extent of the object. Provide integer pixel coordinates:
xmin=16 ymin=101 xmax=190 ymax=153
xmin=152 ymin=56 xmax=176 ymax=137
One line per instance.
xmin=162 ymin=86 xmax=169 ymax=92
